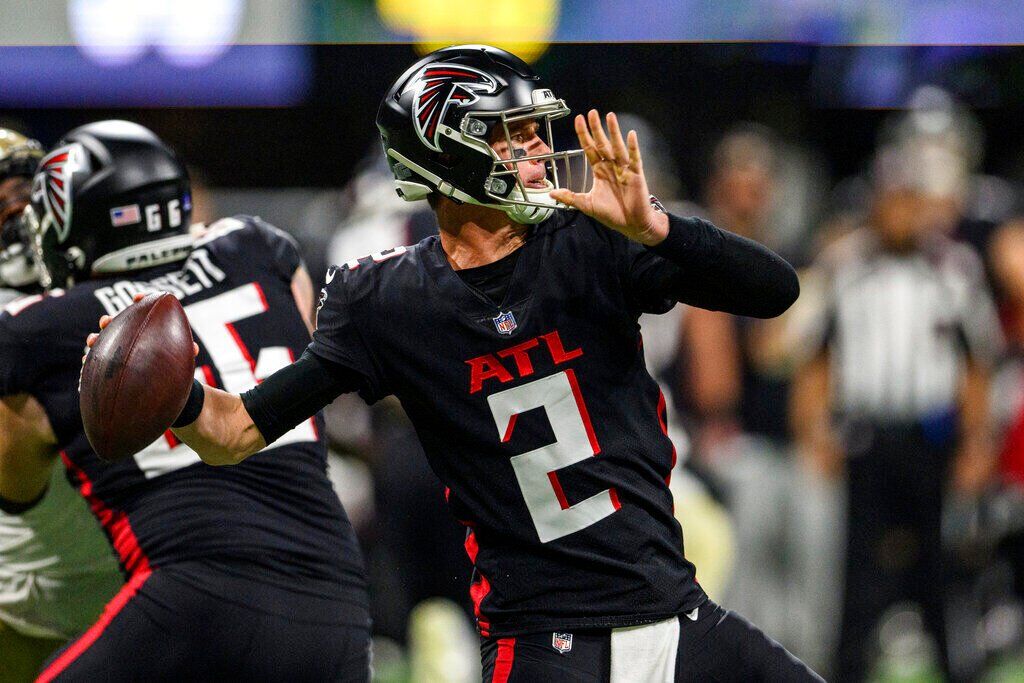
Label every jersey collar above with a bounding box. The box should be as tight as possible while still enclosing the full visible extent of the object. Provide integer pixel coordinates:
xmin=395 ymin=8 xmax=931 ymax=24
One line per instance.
xmin=424 ymin=223 xmax=547 ymax=335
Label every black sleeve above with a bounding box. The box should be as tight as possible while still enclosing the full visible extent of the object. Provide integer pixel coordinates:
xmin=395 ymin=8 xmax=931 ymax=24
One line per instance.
xmin=241 ymin=349 xmax=363 ymax=445
xmin=626 ymin=213 xmax=800 ymax=318
xmin=309 ymin=266 xmax=388 ymax=400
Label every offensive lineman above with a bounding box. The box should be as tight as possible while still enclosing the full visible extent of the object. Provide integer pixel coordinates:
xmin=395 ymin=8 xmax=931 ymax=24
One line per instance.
xmin=101 ymin=47 xmax=821 ymax=680
xmin=3 ymin=121 xmax=370 ymax=681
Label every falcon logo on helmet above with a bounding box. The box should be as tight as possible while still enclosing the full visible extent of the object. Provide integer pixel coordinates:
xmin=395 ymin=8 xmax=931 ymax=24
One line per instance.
xmin=34 ymin=144 xmax=85 ymax=244
xmin=404 ymin=64 xmax=498 ymax=153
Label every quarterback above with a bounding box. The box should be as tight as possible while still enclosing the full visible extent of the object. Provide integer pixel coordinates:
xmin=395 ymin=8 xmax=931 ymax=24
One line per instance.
xmin=102 ymin=46 xmax=820 ymax=681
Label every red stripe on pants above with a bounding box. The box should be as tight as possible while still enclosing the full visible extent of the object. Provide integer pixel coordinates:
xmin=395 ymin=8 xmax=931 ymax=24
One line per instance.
xmin=492 ymin=637 xmax=516 ymax=683
xmin=36 ymin=570 xmax=153 ymax=683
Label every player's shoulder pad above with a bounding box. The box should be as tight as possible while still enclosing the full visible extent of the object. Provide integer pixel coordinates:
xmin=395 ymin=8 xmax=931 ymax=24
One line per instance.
xmin=556 ymin=209 xmax=620 ymax=245
xmin=195 ymin=214 xmax=303 ymax=279
xmin=1 ymin=288 xmax=71 ymax=326
xmin=0 ymin=287 xmax=93 ymax=357
xmin=325 ymin=240 xmax=424 ymax=299
xmin=247 ymin=215 xmax=302 ymax=255
xmin=192 ymin=215 xmax=251 ymax=247
xmin=545 ymin=208 xmax=630 ymax=262
xmin=544 ymin=207 xmax=585 ymax=235
xmin=193 ymin=214 xmax=290 ymax=250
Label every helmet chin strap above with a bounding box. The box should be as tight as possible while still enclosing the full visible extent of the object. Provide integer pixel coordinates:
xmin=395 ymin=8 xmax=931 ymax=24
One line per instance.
xmin=501 ymin=180 xmax=557 ymax=225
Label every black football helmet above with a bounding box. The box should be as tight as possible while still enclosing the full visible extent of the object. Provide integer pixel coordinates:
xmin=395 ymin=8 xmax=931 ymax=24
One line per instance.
xmin=24 ymin=120 xmax=193 ymax=289
xmin=0 ymin=128 xmax=45 ymax=291
xmin=376 ymin=44 xmax=586 ymax=224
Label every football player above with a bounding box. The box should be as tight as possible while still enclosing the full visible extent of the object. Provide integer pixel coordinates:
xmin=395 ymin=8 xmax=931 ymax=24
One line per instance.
xmin=0 ymin=127 xmax=123 ymax=679
xmin=110 ymin=46 xmax=821 ymax=681
xmin=3 ymin=121 xmax=370 ymax=681
xmin=0 ymin=128 xmax=44 ymax=303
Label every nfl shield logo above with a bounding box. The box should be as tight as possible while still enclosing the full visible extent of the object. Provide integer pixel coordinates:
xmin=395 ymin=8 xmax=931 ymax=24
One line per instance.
xmin=492 ymin=310 xmax=517 ymax=335
xmin=552 ymin=632 xmax=572 ymax=654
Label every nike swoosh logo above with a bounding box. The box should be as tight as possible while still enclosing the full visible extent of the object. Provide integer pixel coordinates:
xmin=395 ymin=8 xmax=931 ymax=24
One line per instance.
xmin=686 ymin=607 xmax=699 ymax=621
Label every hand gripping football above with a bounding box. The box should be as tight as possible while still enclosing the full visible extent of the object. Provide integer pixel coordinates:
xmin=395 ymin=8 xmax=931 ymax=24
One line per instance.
xmin=80 ymin=292 xmax=196 ymax=462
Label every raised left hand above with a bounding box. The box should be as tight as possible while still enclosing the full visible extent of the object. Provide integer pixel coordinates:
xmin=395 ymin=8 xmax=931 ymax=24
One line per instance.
xmin=550 ymin=110 xmax=669 ymax=246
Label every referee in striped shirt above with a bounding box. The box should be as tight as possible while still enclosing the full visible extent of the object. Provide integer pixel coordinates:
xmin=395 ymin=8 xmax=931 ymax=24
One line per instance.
xmin=792 ymin=144 xmax=1003 ymax=681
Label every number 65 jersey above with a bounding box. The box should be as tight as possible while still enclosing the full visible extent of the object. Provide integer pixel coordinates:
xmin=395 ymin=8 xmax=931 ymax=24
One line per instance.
xmin=311 ymin=211 xmax=707 ymax=637
xmin=0 ymin=216 xmax=366 ymax=606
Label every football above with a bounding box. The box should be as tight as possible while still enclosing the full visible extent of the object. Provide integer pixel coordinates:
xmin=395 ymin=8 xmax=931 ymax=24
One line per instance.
xmin=80 ymin=292 xmax=195 ymax=462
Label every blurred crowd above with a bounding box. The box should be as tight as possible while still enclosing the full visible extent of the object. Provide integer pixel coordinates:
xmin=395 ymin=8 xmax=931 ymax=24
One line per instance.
xmin=229 ymin=85 xmax=1022 ymax=682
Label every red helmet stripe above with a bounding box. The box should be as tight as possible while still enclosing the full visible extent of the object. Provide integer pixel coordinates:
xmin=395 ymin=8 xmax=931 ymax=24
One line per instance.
xmin=423 ymin=68 xmax=483 ymax=78
xmin=420 ymin=87 xmax=443 ymax=104
xmin=418 ymin=103 xmax=436 ymax=125
xmin=44 ymin=151 xmax=69 ymax=167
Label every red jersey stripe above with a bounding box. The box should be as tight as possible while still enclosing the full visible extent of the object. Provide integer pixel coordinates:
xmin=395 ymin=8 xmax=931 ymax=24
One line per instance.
xmin=656 ymin=390 xmax=677 ymax=485
xmin=464 ymin=528 xmax=495 ymax=635
xmin=61 ymin=452 xmax=153 ymax=576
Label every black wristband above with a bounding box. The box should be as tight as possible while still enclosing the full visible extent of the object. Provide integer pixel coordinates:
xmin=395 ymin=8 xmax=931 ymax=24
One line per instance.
xmin=172 ymin=379 xmax=206 ymax=428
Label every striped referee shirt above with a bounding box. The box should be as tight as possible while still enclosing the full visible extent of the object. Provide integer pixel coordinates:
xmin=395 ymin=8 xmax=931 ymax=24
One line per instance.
xmin=808 ymin=228 xmax=1002 ymax=422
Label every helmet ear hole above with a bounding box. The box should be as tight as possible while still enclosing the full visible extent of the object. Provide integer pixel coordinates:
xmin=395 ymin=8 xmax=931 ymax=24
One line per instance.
xmin=394 ymin=180 xmax=433 ymax=202
xmin=66 ymin=247 xmax=86 ymax=271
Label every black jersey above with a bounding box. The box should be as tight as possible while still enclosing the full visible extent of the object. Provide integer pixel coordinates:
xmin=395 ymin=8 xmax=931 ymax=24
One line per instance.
xmin=0 ymin=216 xmax=365 ymax=604
xmin=308 ymin=210 xmax=786 ymax=637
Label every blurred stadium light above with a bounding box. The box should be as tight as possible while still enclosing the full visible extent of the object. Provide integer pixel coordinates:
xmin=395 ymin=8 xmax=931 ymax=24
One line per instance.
xmin=4 ymin=0 xmax=1024 ymax=47
xmin=0 ymin=0 xmax=305 ymax=46
xmin=0 ymin=0 xmax=310 ymax=106
xmin=0 ymin=0 xmax=1022 ymax=108
xmin=68 ymin=0 xmax=245 ymax=67
xmin=375 ymin=0 xmax=558 ymax=62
